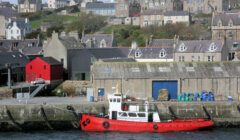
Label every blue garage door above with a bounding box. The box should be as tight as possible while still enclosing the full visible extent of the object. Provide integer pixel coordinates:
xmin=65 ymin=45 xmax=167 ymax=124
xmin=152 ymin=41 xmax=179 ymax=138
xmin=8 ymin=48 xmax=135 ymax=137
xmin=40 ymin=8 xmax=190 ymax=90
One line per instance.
xmin=152 ymin=81 xmax=178 ymax=100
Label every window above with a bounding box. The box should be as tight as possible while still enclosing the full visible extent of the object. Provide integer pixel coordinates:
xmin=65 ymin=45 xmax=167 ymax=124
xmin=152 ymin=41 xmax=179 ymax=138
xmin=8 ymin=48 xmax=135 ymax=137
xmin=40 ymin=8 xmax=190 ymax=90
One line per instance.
xmin=117 ymin=98 xmax=120 ymax=102
xmin=198 ymin=56 xmax=200 ymax=61
xmin=135 ymin=49 xmax=142 ymax=58
xmin=179 ymin=42 xmax=186 ymax=52
xmin=191 ymin=56 xmax=194 ymax=62
xmin=128 ymin=113 xmax=137 ymax=117
xmin=159 ymin=49 xmax=167 ymax=58
xmin=208 ymin=56 xmax=211 ymax=61
xmin=30 ymin=65 xmax=32 ymax=70
xmin=110 ymin=98 xmax=112 ymax=102
xmin=209 ymin=42 xmax=217 ymax=52
xmin=119 ymin=112 xmax=127 ymax=117
xmin=179 ymin=56 xmax=185 ymax=62
xmin=113 ymin=98 xmax=116 ymax=102
xmin=44 ymin=65 xmax=46 ymax=70
xmin=137 ymin=113 xmax=146 ymax=117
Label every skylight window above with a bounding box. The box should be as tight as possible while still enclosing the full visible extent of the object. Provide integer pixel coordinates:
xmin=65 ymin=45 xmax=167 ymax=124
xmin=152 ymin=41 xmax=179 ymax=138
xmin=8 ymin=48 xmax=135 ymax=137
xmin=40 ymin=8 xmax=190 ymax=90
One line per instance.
xmin=209 ymin=42 xmax=217 ymax=52
xmin=159 ymin=49 xmax=167 ymax=58
xmin=179 ymin=42 xmax=187 ymax=52
xmin=135 ymin=48 xmax=142 ymax=58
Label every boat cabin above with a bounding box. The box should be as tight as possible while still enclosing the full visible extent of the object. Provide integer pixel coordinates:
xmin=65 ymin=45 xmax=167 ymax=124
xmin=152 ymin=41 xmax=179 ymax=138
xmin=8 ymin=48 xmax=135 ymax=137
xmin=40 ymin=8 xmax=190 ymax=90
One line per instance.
xmin=108 ymin=94 xmax=161 ymax=122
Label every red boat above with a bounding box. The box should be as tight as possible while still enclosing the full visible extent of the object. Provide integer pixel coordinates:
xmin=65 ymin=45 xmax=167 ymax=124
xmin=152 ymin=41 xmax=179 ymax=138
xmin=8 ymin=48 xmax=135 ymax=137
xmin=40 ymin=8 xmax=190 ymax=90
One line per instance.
xmin=80 ymin=94 xmax=214 ymax=132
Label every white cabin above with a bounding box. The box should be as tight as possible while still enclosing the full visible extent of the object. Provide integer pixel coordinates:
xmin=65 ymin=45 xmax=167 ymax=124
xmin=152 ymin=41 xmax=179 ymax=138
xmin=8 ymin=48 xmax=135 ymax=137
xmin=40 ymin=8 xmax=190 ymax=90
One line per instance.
xmin=108 ymin=94 xmax=161 ymax=122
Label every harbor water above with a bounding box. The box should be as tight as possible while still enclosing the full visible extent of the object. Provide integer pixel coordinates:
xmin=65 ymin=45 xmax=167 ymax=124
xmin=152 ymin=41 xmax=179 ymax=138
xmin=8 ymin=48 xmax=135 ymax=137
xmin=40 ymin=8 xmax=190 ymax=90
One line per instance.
xmin=0 ymin=128 xmax=240 ymax=140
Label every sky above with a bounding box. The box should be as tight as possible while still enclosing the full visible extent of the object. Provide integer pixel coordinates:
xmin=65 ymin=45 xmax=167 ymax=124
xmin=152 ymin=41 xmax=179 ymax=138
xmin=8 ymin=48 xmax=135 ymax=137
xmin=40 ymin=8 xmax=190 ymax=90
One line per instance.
xmin=2 ymin=0 xmax=48 ymax=4
xmin=2 ymin=0 xmax=114 ymax=4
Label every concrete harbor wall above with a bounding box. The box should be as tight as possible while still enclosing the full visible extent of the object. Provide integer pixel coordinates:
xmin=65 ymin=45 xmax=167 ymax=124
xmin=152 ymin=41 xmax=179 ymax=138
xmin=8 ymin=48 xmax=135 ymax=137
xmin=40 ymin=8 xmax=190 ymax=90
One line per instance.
xmin=0 ymin=98 xmax=240 ymax=131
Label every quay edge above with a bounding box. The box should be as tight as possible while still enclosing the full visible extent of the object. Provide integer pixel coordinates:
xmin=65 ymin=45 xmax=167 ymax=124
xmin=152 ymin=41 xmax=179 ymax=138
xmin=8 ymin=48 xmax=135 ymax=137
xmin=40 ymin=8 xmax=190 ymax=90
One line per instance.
xmin=0 ymin=100 xmax=240 ymax=131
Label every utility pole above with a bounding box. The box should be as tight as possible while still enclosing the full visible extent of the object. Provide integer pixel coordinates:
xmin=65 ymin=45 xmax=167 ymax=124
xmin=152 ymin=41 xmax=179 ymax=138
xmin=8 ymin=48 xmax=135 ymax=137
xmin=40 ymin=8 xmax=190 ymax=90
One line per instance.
xmin=5 ymin=63 xmax=11 ymax=88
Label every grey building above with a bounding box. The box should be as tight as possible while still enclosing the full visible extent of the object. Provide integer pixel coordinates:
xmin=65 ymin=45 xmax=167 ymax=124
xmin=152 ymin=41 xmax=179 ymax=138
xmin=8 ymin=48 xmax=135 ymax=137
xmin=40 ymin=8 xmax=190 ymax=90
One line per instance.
xmin=67 ymin=48 xmax=127 ymax=80
xmin=18 ymin=0 xmax=42 ymax=13
xmin=0 ymin=38 xmax=42 ymax=59
xmin=174 ymin=40 xmax=228 ymax=62
xmin=92 ymin=61 xmax=240 ymax=100
xmin=0 ymin=52 xmax=29 ymax=85
xmin=43 ymin=32 xmax=82 ymax=70
xmin=226 ymin=40 xmax=240 ymax=60
xmin=212 ymin=12 xmax=240 ymax=41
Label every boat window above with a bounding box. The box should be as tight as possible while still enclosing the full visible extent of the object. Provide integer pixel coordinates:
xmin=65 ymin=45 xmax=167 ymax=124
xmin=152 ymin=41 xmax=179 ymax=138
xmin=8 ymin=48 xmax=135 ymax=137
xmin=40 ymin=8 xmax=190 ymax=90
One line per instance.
xmin=138 ymin=113 xmax=146 ymax=117
xmin=110 ymin=98 xmax=112 ymax=102
xmin=128 ymin=113 xmax=137 ymax=117
xmin=118 ymin=112 xmax=127 ymax=117
xmin=117 ymin=98 xmax=120 ymax=102
xmin=113 ymin=98 xmax=116 ymax=102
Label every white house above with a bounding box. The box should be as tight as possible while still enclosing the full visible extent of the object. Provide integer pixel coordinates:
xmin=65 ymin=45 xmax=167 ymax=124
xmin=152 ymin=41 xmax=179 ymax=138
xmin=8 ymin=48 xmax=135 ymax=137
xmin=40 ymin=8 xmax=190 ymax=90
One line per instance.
xmin=48 ymin=0 xmax=69 ymax=9
xmin=6 ymin=18 xmax=32 ymax=40
xmin=163 ymin=11 xmax=190 ymax=26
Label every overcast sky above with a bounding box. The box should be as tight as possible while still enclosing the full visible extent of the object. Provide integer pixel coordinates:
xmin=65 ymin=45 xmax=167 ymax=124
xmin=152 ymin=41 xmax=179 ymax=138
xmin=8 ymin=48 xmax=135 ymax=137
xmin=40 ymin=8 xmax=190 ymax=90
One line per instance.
xmin=2 ymin=0 xmax=114 ymax=4
xmin=2 ymin=0 xmax=48 ymax=4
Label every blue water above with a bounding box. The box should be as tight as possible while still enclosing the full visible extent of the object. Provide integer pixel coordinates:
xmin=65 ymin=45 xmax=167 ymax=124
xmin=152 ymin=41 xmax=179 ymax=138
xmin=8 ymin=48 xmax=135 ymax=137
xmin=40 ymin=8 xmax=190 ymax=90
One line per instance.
xmin=0 ymin=128 xmax=240 ymax=140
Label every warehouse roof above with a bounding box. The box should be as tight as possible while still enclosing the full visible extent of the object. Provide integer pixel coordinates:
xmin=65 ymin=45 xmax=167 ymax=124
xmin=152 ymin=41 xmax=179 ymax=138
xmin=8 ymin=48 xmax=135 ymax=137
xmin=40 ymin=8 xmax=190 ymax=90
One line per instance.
xmin=92 ymin=62 xmax=240 ymax=79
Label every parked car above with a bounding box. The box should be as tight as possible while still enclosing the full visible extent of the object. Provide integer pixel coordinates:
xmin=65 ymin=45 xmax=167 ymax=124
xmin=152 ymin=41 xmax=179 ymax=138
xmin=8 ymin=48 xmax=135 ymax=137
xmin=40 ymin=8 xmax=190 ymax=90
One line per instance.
xmin=31 ymin=78 xmax=45 ymax=85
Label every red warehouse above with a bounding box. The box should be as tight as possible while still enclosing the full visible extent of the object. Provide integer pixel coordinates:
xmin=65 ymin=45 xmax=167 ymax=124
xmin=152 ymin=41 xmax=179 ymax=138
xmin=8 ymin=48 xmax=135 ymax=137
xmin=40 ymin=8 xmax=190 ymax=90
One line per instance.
xmin=26 ymin=57 xmax=63 ymax=84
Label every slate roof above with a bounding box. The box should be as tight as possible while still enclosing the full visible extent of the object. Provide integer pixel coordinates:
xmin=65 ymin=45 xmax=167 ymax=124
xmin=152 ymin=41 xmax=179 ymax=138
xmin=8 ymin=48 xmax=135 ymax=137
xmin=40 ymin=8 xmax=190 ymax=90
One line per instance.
xmin=164 ymin=11 xmax=189 ymax=16
xmin=126 ymin=47 xmax=173 ymax=59
xmin=212 ymin=12 xmax=240 ymax=26
xmin=81 ymin=34 xmax=115 ymax=48
xmin=0 ymin=52 xmax=29 ymax=69
xmin=92 ymin=62 xmax=240 ymax=79
xmin=40 ymin=57 xmax=62 ymax=65
xmin=0 ymin=39 xmax=42 ymax=55
xmin=141 ymin=9 xmax=163 ymax=15
xmin=0 ymin=7 xmax=18 ymax=19
xmin=86 ymin=2 xmax=115 ymax=9
xmin=148 ymin=39 xmax=174 ymax=48
xmin=174 ymin=40 xmax=223 ymax=53
xmin=59 ymin=36 xmax=82 ymax=49
xmin=7 ymin=17 xmax=30 ymax=29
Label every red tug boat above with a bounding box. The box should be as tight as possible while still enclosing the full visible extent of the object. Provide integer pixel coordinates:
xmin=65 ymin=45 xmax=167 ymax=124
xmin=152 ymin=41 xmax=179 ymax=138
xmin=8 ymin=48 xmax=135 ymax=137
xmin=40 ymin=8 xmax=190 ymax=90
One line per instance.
xmin=80 ymin=93 xmax=214 ymax=133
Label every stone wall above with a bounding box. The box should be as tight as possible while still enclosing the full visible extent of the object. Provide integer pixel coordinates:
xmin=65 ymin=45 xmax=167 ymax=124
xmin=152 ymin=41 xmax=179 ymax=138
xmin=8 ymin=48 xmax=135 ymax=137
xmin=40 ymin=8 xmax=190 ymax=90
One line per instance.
xmin=55 ymin=80 xmax=92 ymax=96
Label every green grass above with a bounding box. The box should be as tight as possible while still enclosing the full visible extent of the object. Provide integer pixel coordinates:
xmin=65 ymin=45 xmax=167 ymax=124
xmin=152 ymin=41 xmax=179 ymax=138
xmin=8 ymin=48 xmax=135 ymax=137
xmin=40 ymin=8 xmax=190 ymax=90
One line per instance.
xmin=31 ymin=14 xmax=79 ymax=29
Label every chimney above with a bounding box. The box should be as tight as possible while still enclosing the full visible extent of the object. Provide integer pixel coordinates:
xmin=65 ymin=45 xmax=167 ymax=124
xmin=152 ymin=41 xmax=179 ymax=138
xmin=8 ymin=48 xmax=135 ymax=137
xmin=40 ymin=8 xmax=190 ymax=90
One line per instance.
xmin=60 ymin=31 xmax=66 ymax=37
xmin=52 ymin=31 xmax=59 ymax=40
xmin=25 ymin=18 xmax=28 ymax=23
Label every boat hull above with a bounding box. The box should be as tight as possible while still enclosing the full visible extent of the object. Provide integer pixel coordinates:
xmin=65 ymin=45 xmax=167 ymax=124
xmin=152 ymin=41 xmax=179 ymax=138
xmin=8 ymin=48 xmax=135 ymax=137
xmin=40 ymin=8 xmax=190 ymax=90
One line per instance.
xmin=80 ymin=114 xmax=214 ymax=133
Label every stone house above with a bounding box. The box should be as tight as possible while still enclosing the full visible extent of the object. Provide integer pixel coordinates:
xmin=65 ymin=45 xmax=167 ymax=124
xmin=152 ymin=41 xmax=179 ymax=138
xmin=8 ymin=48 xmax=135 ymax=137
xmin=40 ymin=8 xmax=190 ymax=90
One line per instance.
xmin=212 ymin=12 xmax=240 ymax=41
xmin=6 ymin=17 xmax=32 ymax=40
xmin=226 ymin=40 xmax=240 ymax=61
xmin=115 ymin=0 xmax=129 ymax=17
xmin=163 ymin=11 xmax=190 ymax=25
xmin=140 ymin=0 xmax=183 ymax=12
xmin=43 ymin=32 xmax=82 ymax=70
xmin=174 ymin=40 xmax=228 ymax=62
xmin=183 ymin=0 xmax=239 ymax=14
xmin=92 ymin=61 xmax=240 ymax=100
xmin=140 ymin=9 xmax=164 ymax=28
xmin=18 ymin=0 xmax=42 ymax=13
xmin=48 ymin=0 xmax=69 ymax=9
